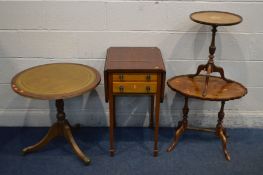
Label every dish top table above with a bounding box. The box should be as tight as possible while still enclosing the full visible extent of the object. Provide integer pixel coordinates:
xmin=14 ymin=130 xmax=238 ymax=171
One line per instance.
xmin=190 ymin=11 xmax=242 ymax=26
xmin=190 ymin=11 xmax=243 ymax=97
xmin=167 ymin=75 xmax=247 ymax=101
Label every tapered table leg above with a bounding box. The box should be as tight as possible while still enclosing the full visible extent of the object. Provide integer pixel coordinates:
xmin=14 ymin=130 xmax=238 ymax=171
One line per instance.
xmin=109 ymin=95 xmax=115 ymax=156
xmin=153 ymin=93 xmax=160 ymax=157
xmin=22 ymin=99 xmax=91 ymax=165
xmin=167 ymin=97 xmax=189 ymax=152
xmin=216 ymin=101 xmax=231 ymax=161
xmin=149 ymin=95 xmax=154 ymax=128
xmin=113 ymin=95 xmax=116 ymax=128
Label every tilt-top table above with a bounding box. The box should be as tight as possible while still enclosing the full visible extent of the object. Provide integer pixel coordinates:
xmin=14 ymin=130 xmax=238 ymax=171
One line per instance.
xmin=11 ymin=63 xmax=101 ymax=165
xmin=166 ymin=11 xmax=247 ymax=160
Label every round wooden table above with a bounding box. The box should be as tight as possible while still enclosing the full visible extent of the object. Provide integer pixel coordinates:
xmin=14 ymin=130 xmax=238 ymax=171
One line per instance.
xmin=190 ymin=11 xmax=242 ymax=26
xmin=189 ymin=11 xmax=243 ymax=96
xmin=167 ymin=11 xmax=247 ymax=161
xmin=12 ymin=63 xmax=101 ymax=165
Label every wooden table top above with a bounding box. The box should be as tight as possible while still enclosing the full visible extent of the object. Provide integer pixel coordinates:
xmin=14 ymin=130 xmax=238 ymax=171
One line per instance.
xmin=167 ymin=75 xmax=247 ymax=101
xmin=190 ymin=11 xmax=242 ymax=26
xmin=12 ymin=63 xmax=101 ymax=100
xmin=105 ymin=47 xmax=166 ymax=72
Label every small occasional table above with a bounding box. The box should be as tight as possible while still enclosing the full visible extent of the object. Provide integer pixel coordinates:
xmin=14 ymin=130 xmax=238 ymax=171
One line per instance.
xmin=104 ymin=47 xmax=166 ymax=156
xmin=11 ymin=63 xmax=101 ymax=165
xmin=167 ymin=11 xmax=247 ymax=160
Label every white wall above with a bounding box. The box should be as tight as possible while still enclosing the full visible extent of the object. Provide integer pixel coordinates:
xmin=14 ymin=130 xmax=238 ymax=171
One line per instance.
xmin=0 ymin=0 xmax=262 ymax=127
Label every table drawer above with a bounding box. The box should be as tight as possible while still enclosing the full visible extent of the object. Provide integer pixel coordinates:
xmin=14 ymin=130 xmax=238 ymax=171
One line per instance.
xmin=113 ymin=82 xmax=157 ymax=93
xmin=113 ymin=73 xmax=157 ymax=82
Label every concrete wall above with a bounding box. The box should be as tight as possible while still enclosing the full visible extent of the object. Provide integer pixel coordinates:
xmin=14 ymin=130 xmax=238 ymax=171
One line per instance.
xmin=0 ymin=0 xmax=262 ymax=127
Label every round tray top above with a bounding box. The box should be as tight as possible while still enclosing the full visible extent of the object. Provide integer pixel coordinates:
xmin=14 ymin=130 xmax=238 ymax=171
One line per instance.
xmin=167 ymin=75 xmax=247 ymax=101
xmin=190 ymin=11 xmax=242 ymax=26
xmin=12 ymin=63 xmax=101 ymax=100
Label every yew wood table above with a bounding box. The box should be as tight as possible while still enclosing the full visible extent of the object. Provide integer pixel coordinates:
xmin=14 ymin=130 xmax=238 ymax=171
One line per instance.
xmin=104 ymin=47 xmax=166 ymax=156
xmin=167 ymin=11 xmax=247 ymax=161
xmin=11 ymin=63 xmax=101 ymax=165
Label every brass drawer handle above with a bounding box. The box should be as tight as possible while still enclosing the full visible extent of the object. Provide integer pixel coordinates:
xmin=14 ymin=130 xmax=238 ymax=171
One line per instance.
xmin=119 ymin=85 xmax=124 ymax=92
xmin=146 ymin=74 xmax=151 ymax=81
xmin=146 ymin=86 xmax=151 ymax=93
xmin=119 ymin=74 xmax=124 ymax=81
